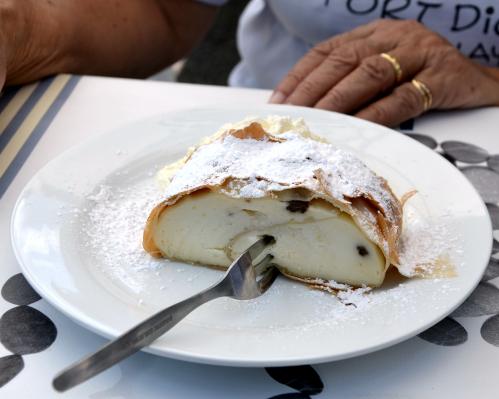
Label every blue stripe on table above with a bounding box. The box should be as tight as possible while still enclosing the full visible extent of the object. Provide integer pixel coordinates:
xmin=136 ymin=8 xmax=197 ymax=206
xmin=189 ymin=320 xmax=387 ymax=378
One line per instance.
xmin=0 ymin=78 xmax=54 ymax=152
xmin=0 ymin=75 xmax=81 ymax=198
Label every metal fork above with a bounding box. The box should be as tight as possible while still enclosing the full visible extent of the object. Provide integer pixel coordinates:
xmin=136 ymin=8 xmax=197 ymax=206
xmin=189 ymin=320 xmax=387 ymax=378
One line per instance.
xmin=53 ymin=235 xmax=277 ymax=392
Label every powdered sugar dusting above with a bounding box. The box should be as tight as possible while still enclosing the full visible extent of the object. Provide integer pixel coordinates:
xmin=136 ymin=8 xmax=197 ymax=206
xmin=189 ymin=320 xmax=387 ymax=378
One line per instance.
xmin=74 ymin=175 xmax=460 ymax=332
xmin=397 ymin=207 xmax=460 ymax=277
xmin=80 ymin=180 xmax=166 ymax=293
xmin=68 ymin=115 xmax=462 ymax=332
xmin=163 ymin=131 xmax=398 ymax=224
xmin=79 ymin=179 xmax=378 ymax=316
xmin=301 ymin=278 xmax=373 ymax=307
xmin=337 ymin=286 xmax=372 ymax=307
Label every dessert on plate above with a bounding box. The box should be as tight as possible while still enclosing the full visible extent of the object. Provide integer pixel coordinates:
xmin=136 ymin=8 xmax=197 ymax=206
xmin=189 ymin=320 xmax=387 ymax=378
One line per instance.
xmin=143 ymin=116 xmax=409 ymax=288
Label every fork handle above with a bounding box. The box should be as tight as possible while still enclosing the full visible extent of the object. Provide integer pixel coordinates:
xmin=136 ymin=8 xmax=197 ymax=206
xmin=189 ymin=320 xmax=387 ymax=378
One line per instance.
xmin=53 ymin=278 xmax=232 ymax=392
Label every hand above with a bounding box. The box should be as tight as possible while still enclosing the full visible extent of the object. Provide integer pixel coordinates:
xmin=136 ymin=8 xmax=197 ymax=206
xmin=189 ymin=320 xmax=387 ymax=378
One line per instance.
xmin=269 ymin=19 xmax=499 ymax=127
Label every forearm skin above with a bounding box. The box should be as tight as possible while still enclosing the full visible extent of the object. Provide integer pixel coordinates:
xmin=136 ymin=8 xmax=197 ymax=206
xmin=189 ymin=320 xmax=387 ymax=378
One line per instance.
xmin=1 ymin=0 xmax=216 ymax=85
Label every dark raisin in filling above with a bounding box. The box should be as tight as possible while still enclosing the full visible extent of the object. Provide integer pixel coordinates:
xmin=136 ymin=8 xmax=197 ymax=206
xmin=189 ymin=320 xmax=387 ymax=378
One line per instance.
xmin=286 ymin=200 xmax=310 ymax=213
xmin=357 ymin=245 xmax=369 ymax=257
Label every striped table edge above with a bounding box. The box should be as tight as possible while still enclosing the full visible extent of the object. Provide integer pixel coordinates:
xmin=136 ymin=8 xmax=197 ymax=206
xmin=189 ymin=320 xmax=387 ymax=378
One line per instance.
xmin=0 ymin=74 xmax=80 ymax=198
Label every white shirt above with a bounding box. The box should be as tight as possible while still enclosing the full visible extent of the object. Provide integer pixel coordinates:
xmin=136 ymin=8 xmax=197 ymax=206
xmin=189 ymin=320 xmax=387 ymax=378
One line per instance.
xmin=200 ymin=0 xmax=499 ymax=88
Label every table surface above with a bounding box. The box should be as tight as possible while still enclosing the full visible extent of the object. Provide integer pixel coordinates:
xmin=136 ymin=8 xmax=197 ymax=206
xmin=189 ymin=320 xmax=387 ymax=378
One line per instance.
xmin=1 ymin=75 xmax=499 ymax=399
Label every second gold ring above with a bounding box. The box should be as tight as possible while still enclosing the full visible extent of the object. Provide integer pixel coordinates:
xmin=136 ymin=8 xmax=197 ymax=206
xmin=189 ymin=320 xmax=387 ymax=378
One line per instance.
xmin=380 ymin=53 xmax=403 ymax=83
xmin=411 ymin=79 xmax=433 ymax=111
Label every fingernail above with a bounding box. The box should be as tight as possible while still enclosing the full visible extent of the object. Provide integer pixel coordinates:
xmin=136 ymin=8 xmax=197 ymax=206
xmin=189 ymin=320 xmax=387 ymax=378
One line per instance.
xmin=269 ymin=91 xmax=286 ymax=104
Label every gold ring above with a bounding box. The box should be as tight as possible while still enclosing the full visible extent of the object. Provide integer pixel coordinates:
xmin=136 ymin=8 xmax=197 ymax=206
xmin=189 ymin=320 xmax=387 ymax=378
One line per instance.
xmin=411 ymin=79 xmax=433 ymax=111
xmin=380 ymin=53 xmax=402 ymax=83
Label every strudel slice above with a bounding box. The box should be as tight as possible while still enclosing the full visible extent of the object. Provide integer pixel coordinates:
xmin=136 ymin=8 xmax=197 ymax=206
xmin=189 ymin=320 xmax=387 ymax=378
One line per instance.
xmin=143 ymin=117 xmax=403 ymax=288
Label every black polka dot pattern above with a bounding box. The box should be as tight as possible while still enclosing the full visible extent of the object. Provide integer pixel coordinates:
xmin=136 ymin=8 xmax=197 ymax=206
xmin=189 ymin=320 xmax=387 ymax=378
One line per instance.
xmin=482 ymin=257 xmax=499 ymax=282
xmin=0 ymin=306 xmax=57 ymax=355
xmin=441 ymin=141 xmax=489 ymax=164
xmin=487 ymin=154 xmax=499 ymax=173
xmin=461 ymin=167 xmax=499 ymax=204
xmin=409 ymin=133 xmax=499 ymax=348
xmin=481 ymin=314 xmax=499 ymax=346
xmin=451 ymin=283 xmax=499 ymax=318
xmin=1 ymin=274 xmax=41 ymax=306
xmin=0 ymin=272 xmax=58 ymax=388
xmin=486 ymin=204 xmax=499 ymax=230
xmin=265 ymin=366 xmax=324 ymax=396
xmin=0 ymin=355 xmax=24 ymax=388
xmin=418 ymin=317 xmax=468 ymax=346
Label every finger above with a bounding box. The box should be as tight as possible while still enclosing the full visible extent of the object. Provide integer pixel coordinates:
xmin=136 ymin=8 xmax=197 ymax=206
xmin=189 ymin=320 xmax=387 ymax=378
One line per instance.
xmin=282 ymin=39 xmax=387 ymax=107
xmin=355 ymin=77 xmax=433 ymax=127
xmin=269 ymin=23 xmax=378 ymax=104
xmin=315 ymin=47 xmax=425 ymax=113
xmin=268 ymin=48 xmax=327 ymax=104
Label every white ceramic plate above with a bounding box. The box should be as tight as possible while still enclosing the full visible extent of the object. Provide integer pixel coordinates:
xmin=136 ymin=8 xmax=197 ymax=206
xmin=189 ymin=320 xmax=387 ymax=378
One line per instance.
xmin=11 ymin=106 xmax=491 ymax=367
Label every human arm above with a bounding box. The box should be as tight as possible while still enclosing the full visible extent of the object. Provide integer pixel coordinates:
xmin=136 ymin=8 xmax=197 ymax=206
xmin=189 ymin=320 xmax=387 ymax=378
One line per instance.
xmin=0 ymin=0 xmax=217 ymax=88
xmin=270 ymin=19 xmax=499 ymax=127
